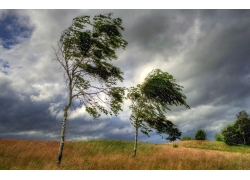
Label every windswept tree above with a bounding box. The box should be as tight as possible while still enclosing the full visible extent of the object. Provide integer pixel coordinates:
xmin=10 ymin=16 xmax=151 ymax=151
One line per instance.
xmin=127 ymin=69 xmax=190 ymax=156
xmin=54 ymin=13 xmax=128 ymax=166
xmin=166 ymin=126 xmax=182 ymax=142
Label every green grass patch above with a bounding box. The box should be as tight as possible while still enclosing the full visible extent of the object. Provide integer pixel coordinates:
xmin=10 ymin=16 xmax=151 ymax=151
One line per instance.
xmin=181 ymin=140 xmax=250 ymax=154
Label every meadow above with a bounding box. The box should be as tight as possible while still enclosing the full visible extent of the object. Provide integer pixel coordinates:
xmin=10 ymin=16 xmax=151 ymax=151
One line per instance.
xmin=1 ymin=138 xmax=250 ymax=170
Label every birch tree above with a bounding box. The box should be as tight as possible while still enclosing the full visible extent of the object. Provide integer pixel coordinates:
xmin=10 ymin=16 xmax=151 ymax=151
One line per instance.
xmin=54 ymin=13 xmax=128 ymax=166
xmin=127 ymin=69 xmax=190 ymax=157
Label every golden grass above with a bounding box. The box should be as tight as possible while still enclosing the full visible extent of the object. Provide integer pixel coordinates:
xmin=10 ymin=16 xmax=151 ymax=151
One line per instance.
xmin=1 ymin=138 xmax=250 ymax=170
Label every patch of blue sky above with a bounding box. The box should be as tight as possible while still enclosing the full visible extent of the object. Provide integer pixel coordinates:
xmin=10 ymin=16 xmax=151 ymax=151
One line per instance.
xmin=0 ymin=14 xmax=34 ymax=49
xmin=0 ymin=59 xmax=10 ymax=75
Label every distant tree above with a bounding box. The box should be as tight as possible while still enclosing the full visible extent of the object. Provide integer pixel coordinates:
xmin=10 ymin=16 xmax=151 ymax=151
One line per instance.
xmin=53 ymin=13 xmax=128 ymax=166
xmin=221 ymin=124 xmax=241 ymax=145
xmin=235 ymin=110 xmax=250 ymax=145
xmin=181 ymin=136 xmax=192 ymax=141
xmin=214 ymin=133 xmax=223 ymax=142
xmin=127 ymin=69 xmax=190 ymax=157
xmin=221 ymin=110 xmax=250 ymax=145
xmin=194 ymin=129 xmax=206 ymax=140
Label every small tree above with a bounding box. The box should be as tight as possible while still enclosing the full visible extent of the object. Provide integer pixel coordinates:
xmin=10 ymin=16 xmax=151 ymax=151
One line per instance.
xmin=214 ymin=133 xmax=223 ymax=142
xmin=54 ymin=13 xmax=128 ymax=166
xmin=127 ymin=69 xmax=190 ymax=157
xmin=194 ymin=129 xmax=206 ymax=140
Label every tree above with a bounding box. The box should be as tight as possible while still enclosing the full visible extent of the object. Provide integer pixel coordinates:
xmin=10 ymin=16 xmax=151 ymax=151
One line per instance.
xmin=194 ymin=129 xmax=206 ymax=140
xmin=214 ymin=133 xmax=223 ymax=141
xmin=53 ymin=13 xmax=128 ymax=166
xmin=221 ymin=124 xmax=241 ymax=145
xmin=235 ymin=110 xmax=250 ymax=145
xmin=166 ymin=126 xmax=182 ymax=142
xmin=127 ymin=69 xmax=190 ymax=157
xmin=236 ymin=110 xmax=249 ymax=120
xmin=221 ymin=110 xmax=250 ymax=145
xmin=141 ymin=69 xmax=190 ymax=108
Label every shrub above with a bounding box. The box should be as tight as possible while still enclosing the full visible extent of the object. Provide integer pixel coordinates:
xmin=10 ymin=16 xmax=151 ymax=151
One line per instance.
xmin=173 ymin=144 xmax=178 ymax=148
xmin=214 ymin=133 xmax=223 ymax=142
xmin=181 ymin=136 xmax=192 ymax=141
xmin=194 ymin=129 xmax=206 ymax=140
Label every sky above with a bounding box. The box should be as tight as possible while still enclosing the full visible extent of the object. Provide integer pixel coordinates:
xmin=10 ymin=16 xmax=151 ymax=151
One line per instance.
xmin=0 ymin=7 xmax=250 ymax=144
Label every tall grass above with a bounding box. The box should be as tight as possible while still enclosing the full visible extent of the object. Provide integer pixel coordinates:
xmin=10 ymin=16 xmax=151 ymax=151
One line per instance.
xmin=177 ymin=140 xmax=250 ymax=154
xmin=1 ymin=138 xmax=250 ymax=170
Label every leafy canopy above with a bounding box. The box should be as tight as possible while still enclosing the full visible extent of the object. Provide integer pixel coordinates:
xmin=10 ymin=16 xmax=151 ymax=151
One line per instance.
xmin=127 ymin=69 xmax=189 ymax=140
xmin=55 ymin=12 xmax=128 ymax=118
xmin=214 ymin=133 xmax=223 ymax=141
xmin=194 ymin=129 xmax=207 ymax=140
xmin=221 ymin=110 xmax=250 ymax=145
xmin=141 ymin=69 xmax=190 ymax=109
xmin=127 ymin=84 xmax=182 ymax=141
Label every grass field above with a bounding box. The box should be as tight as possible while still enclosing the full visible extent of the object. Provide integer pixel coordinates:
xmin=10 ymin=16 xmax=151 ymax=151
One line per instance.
xmin=1 ymin=138 xmax=250 ymax=170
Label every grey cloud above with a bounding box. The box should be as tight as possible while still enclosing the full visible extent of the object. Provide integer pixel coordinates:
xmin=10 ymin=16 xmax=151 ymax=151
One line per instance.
xmin=1 ymin=10 xmax=250 ymax=143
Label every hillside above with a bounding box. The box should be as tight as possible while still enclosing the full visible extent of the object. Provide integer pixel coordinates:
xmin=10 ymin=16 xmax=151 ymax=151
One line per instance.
xmin=1 ymin=138 xmax=250 ymax=170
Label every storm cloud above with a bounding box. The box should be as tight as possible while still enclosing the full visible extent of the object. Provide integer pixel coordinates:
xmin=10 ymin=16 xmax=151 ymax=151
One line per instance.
xmin=0 ymin=9 xmax=250 ymax=143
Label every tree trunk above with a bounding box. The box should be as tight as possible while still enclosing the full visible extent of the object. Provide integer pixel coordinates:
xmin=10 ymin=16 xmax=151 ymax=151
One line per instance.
xmin=133 ymin=126 xmax=138 ymax=157
xmin=57 ymin=84 xmax=72 ymax=166
xmin=243 ymin=132 xmax=246 ymax=145
xmin=57 ymin=104 xmax=70 ymax=166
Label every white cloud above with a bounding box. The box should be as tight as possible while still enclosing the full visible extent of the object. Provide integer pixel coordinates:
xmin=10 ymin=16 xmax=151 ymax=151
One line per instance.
xmin=1 ymin=10 xmax=250 ymax=142
xmin=30 ymin=83 xmax=64 ymax=102
xmin=48 ymin=102 xmax=64 ymax=120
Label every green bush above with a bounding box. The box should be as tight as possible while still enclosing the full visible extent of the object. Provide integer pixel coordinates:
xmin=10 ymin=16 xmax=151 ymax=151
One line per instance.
xmin=194 ymin=129 xmax=206 ymax=140
xmin=173 ymin=144 xmax=178 ymax=148
xmin=181 ymin=136 xmax=192 ymax=141
xmin=214 ymin=133 xmax=223 ymax=142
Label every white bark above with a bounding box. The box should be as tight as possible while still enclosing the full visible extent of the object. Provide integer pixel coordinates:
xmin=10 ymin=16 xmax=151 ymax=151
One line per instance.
xmin=57 ymin=84 xmax=72 ymax=166
xmin=133 ymin=126 xmax=138 ymax=157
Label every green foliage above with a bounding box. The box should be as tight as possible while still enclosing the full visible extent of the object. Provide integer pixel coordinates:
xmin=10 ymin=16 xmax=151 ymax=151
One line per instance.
xmin=127 ymin=69 xmax=189 ymax=156
xmin=194 ymin=129 xmax=207 ymax=140
xmin=181 ymin=136 xmax=192 ymax=141
xmin=55 ymin=12 xmax=128 ymax=119
xmin=214 ymin=133 xmax=223 ymax=142
xmin=127 ymin=71 xmax=187 ymax=140
xmin=221 ymin=110 xmax=250 ymax=146
xmin=127 ymin=69 xmax=189 ymax=138
xmin=236 ymin=110 xmax=249 ymax=120
xmin=141 ymin=69 xmax=190 ymax=109
xmin=181 ymin=140 xmax=250 ymax=154
xmin=221 ymin=125 xmax=241 ymax=145
xmin=166 ymin=127 xmax=182 ymax=142
xmin=173 ymin=144 xmax=178 ymax=148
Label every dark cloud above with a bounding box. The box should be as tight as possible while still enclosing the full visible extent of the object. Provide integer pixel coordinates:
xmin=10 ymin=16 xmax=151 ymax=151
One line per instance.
xmin=0 ymin=91 xmax=62 ymax=135
xmin=1 ymin=10 xmax=250 ymax=143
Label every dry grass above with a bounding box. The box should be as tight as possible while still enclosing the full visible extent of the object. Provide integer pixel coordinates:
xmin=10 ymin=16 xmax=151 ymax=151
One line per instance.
xmin=1 ymin=138 xmax=250 ymax=170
